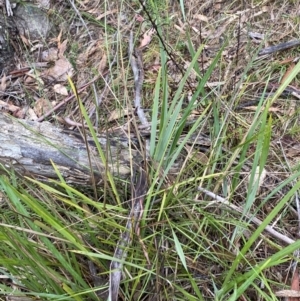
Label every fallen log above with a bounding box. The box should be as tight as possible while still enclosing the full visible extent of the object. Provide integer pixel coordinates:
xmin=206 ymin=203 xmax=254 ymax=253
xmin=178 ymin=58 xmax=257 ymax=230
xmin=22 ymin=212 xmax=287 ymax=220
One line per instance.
xmin=0 ymin=112 xmax=216 ymax=186
xmin=0 ymin=113 xmax=142 ymax=185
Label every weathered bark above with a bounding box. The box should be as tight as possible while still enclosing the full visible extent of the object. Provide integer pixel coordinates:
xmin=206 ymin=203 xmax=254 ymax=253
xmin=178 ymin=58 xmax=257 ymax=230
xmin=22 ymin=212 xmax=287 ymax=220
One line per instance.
xmin=0 ymin=113 xmax=142 ymax=185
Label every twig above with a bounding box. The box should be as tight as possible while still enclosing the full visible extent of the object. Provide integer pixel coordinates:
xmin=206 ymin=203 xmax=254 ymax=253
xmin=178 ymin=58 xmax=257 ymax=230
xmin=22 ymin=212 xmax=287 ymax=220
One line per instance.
xmin=109 ymin=30 xmax=151 ymax=301
xmin=258 ymin=40 xmax=300 ymax=56
xmin=109 ymin=168 xmax=148 ymax=301
xmin=198 ymin=187 xmax=295 ymax=245
xmin=129 ymin=31 xmax=149 ymax=127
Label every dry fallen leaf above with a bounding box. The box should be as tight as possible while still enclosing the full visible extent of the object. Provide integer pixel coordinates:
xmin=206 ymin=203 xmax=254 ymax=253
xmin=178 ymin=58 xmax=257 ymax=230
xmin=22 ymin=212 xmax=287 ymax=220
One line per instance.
xmin=136 ymin=14 xmax=144 ymax=22
xmin=108 ymin=108 xmax=130 ymax=122
xmin=20 ymin=34 xmax=30 ymax=46
xmin=41 ymin=47 xmax=58 ymax=62
xmin=281 ymin=63 xmax=296 ymax=85
xmin=0 ymin=100 xmax=20 ymax=113
xmin=147 ymin=64 xmax=161 ymax=72
xmin=76 ymin=40 xmax=100 ymax=66
xmin=288 ymin=268 xmax=300 ymax=301
xmin=34 ymin=98 xmax=55 ymax=117
xmin=24 ymin=70 xmax=44 ymax=86
xmin=26 ymin=108 xmax=38 ymax=121
xmin=58 ymin=39 xmax=68 ymax=58
xmin=56 ymin=29 xmax=62 ymax=44
xmin=184 ymin=144 xmax=209 ymax=165
xmin=42 ymin=57 xmax=73 ymax=81
xmin=53 ymin=84 xmax=68 ymax=96
xmin=139 ymin=28 xmax=155 ymax=49
xmin=98 ymin=53 xmax=107 ymax=74
xmin=193 ymin=14 xmax=208 ymax=22
xmin=13 ymin=106 xmax=29 ymax=119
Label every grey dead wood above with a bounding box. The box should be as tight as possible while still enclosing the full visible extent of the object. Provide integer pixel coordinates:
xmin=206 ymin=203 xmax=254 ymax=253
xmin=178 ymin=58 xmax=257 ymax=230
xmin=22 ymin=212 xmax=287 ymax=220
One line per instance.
xmin=0 ymin=113 xmax=141 ymax=185
xmin=0 ymin=111 xmax=215 ymax=186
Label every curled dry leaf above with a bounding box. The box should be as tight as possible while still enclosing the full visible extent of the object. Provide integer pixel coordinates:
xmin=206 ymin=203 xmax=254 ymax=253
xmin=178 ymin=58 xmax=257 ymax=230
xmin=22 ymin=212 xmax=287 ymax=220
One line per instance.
xmin=20 ymin=34 xmax=30 ymax=46
xmin=98 ymin=53 xmax=107 ymax=74
xmin=136 ymin=14 xmax=144 ymax=22
xmin=58 ymin=39 xmax=68 ymax=58
xmin=193 ymin=14 xmax=208 ymax=22
xmin=0 ymin=74 xmax=6 ymax=91
xmin=108 ymin=108 xmax=130 ymax=122
xmin=139 ymin=28 xmax=155 ymax=49
xmin=53 ymin=84 xmax=68 ymax=96
xmin=55 ymin=29 xmax=63 ymax=45
xmin=147 ymin=64 xmax=161 ymax=72
xmin=26 ymin=107 xmax=38 ymax=121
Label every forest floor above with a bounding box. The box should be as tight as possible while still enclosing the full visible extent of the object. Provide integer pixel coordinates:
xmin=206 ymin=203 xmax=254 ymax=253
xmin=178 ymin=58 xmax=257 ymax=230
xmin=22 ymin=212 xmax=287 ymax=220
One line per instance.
xmin=2 ymin=0 xmax=300 ymax=300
